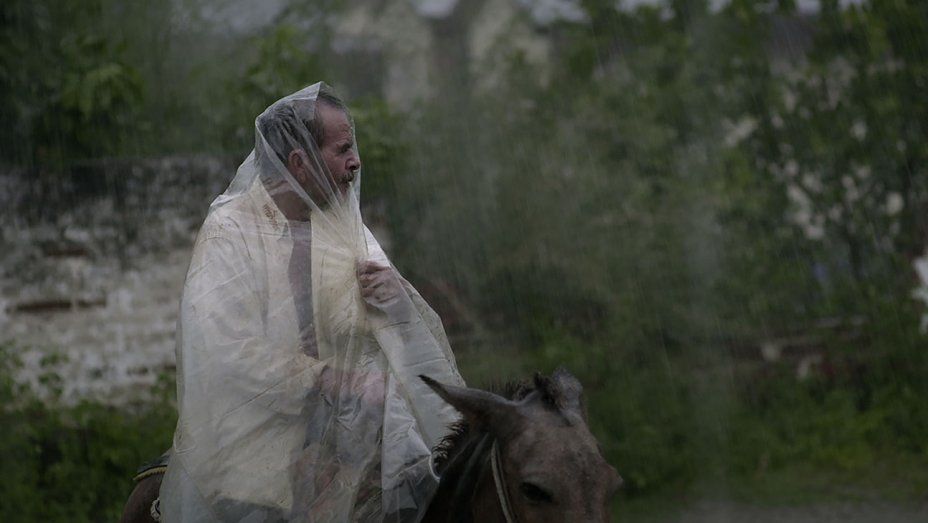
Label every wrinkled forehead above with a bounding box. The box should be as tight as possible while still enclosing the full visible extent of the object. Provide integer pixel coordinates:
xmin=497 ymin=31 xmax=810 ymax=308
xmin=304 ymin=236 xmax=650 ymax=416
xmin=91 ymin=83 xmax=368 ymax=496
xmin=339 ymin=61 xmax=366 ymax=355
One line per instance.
xmin=317 ymin=103 xmax=354 ymax=145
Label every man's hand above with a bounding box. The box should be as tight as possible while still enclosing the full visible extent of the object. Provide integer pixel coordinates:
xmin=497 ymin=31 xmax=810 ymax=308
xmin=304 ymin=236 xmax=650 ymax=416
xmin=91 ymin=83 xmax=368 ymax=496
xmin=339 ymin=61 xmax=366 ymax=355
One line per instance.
xmin=317 ymin=366 xmax=387 ymax=411
xmin=357 ymin=260 xmax=405 ymax=311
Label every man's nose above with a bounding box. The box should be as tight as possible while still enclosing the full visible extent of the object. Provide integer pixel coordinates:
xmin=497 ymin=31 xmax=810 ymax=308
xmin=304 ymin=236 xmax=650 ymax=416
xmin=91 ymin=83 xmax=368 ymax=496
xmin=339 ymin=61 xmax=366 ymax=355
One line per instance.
xmin=347 ymin=153 xmax=361 ymax=173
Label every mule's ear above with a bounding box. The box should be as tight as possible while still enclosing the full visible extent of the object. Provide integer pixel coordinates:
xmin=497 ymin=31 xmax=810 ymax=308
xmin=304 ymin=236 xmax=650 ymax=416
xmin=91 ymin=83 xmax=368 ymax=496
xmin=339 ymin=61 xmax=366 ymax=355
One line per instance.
xmin=551 ymin=366 xmax=587 ymax=422
xmin=420 ymin=375 xmax=518 ymax=433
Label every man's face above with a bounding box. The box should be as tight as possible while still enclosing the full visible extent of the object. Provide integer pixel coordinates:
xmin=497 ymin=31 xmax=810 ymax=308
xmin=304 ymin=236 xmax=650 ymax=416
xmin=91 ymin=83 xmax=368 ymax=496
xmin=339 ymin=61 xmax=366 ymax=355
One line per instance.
xmin=317 ymin=103 xmax=360 ymax=199
xmin=282 ymin=102 xmax=361 ymax=212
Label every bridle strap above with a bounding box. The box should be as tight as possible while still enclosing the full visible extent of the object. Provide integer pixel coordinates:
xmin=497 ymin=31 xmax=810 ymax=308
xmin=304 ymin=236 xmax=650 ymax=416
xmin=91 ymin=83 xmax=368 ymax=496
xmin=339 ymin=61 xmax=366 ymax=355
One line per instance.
xmin=490 ymin=441 xmax=518 ymax=523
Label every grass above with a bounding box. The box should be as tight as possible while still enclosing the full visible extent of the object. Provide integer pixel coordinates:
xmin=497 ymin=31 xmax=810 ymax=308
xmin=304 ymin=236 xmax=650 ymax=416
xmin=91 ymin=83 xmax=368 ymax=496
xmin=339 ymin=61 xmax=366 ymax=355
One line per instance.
xmin=612 ymin=454 xmax=928 ymax=521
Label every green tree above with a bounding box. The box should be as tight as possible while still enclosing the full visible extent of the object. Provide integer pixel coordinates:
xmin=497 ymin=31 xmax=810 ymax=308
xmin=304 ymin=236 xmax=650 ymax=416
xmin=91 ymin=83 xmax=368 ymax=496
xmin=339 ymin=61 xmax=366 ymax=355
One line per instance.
xmin=0 ymin=0 xmax=145 ymax=165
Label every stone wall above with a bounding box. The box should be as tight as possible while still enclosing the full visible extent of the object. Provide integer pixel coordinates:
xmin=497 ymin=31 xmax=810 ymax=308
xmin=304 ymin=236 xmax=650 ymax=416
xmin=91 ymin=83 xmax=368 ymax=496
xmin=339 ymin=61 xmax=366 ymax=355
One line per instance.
xmin=1 ymin=156 xmax=236 ymax=404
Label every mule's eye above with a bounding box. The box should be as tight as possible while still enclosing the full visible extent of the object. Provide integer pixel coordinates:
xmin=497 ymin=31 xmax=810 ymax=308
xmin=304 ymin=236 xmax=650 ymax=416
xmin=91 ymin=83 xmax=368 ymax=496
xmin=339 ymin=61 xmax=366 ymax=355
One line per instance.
xmin=519 ymin=482 xmax=554 ymax=504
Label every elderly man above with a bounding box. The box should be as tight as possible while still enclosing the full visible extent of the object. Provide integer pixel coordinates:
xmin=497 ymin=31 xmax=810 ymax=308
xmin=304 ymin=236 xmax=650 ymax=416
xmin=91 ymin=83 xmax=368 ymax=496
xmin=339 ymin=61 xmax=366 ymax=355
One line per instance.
xmin=158 ymin=83 xmax=463 ymax=522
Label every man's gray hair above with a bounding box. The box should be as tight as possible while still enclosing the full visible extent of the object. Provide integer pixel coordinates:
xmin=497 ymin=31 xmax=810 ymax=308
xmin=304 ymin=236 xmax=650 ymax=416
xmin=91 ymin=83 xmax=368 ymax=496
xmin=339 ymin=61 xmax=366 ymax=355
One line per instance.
xmin=256 ymin=85 xmax=351 ymax=173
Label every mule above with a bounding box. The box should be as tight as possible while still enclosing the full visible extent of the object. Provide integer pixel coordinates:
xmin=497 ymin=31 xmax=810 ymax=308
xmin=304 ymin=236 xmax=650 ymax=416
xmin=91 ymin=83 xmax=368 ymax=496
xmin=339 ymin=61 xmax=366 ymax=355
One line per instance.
xmin=120 ymin=368 xmax=620 ymax=522
xmin=420 ymin=368 xmax=621 ymax=522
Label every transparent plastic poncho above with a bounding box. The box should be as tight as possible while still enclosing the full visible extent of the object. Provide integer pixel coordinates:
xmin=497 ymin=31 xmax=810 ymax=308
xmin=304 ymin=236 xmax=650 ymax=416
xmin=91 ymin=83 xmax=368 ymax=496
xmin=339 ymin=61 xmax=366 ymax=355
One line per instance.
xmin=159 ymin=83 xmax=464 ymax=522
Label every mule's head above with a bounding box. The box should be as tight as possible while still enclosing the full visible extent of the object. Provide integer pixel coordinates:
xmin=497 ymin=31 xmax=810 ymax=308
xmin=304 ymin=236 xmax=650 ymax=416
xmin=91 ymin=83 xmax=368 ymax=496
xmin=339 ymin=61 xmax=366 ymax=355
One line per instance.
xmin=422 ymin=368 xmax=622 ymax=523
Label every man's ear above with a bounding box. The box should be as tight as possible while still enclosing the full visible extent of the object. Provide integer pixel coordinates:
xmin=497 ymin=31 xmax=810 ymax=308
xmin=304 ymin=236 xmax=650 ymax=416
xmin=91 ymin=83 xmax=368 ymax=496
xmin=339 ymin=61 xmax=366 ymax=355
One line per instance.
xmin=287 ymin=149 xmax=310 ymax=184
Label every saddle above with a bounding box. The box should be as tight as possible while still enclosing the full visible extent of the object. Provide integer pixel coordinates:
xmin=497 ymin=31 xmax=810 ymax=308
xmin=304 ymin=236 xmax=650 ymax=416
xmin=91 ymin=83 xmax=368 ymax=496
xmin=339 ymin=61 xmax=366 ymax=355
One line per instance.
xmin=133 ymin=451 xmax=171 ymax=482
xmin=119 ymin=451 xmax=171 ymax=523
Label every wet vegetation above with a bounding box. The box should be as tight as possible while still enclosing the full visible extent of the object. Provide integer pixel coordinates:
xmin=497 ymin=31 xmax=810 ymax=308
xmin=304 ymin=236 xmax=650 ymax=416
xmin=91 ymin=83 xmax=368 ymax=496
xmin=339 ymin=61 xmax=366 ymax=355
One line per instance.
xmin=0 ymin=344 xmax=175 ymax=522
xmin=2 ymin=0 xmax=927 ymax=520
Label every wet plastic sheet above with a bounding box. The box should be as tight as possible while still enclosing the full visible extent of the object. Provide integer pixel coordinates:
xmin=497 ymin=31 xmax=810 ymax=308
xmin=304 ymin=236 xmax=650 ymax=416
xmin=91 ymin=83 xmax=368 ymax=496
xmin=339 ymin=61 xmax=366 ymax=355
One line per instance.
xmin=159 ymin=83 xmax=464 ymax=522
